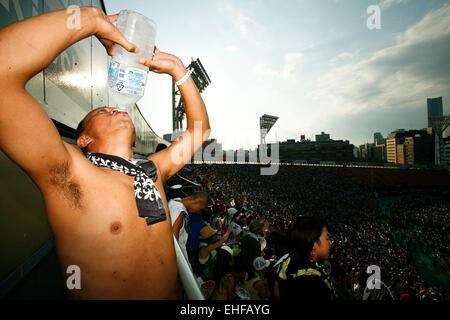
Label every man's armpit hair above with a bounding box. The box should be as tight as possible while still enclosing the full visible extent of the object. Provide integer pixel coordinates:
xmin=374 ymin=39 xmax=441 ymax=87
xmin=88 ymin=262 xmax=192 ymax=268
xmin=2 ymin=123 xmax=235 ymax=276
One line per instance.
xmin=48 ymin=160 xmax=82 ymax=209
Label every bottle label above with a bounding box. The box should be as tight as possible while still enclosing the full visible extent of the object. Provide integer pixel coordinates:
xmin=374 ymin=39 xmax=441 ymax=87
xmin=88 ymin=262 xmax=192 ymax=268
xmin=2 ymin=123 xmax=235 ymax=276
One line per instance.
xmin=108 ymin=61 xmax=148 ymax=96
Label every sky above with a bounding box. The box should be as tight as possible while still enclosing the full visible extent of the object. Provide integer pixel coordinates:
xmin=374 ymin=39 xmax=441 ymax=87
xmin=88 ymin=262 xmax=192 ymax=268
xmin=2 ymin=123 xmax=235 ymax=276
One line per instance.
xmin=104 ymin=0 xmax=450 ymax=151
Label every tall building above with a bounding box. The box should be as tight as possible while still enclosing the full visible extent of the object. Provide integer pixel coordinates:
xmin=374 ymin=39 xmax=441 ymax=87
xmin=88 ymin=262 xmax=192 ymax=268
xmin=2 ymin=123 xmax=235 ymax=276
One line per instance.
xmin=374 ymin=144 xmax=387 ymax=162
xmin=386 ymin=129 xmax=434 ymax=165
xmin=374 ymin=132 xmax=382 ymax=145
xmin=386 ymin=137 xmax=397 ymax=163
xmin=396 ymin=143 xmax=406 ymax=164
xmin=373 ymin=132 xmax=385 ymax=146
xmin=427 ymin=97 xmax=443 ymax=127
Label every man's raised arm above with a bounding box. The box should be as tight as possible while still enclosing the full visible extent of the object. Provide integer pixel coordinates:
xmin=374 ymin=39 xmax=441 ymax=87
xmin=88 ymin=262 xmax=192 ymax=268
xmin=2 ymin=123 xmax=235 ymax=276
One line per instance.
xmin=0 ymin=7 xmax=135 ymax=184
xmin=142 ymin=49 xmax=211 ymax=183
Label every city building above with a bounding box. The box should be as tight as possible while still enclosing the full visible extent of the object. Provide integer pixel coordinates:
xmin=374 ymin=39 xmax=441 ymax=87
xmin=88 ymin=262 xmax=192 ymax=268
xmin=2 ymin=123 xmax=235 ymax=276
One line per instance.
xmin=386 ymin=129 xmax=434 ymax=165
xmin=374 ymin=143 xmax=387 ymax=162
xmin=396 ymin=142 xmax=406 ymax=164
xmin=315 ymin=131 xmax=331 ymax=142
xmin=427 ymin=96 xmax=443 ymax=127
xmin=426 ymin=96 xmax=450 ymax=165
xmin=358 ymin=143 xmax=387 ymax=163
xmin=387 ymin=136 xmax=397 ymax=163
xmin=440 ymin=137 xmax=450 ymax=166
xmin=373 ymin=132 xmax=386 ymax=146
xmin=277 ymin=133 xmax=354 ymax=162
xmin=357 ymin=144 xmax=368 ymax=161
xmin=353 ymin=147 xmax=359 ymax=159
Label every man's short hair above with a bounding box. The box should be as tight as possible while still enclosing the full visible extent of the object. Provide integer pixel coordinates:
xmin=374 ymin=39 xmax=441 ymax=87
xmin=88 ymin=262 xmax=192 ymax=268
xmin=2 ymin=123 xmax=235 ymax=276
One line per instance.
xmin=189 ymin=191 xmax=210 ymax=203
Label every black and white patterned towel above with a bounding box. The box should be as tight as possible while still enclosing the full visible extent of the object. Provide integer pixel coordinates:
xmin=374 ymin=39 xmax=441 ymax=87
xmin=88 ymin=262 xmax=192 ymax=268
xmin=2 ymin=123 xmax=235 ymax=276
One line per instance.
xmin=87 ymin=152 xmax=166 ymax=225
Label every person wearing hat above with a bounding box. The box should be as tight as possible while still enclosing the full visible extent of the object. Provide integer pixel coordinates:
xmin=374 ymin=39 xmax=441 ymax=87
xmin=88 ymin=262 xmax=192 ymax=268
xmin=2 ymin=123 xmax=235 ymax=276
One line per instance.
xmin=211 ymin=245 xmax=237 ymax=300
xmin=240 ymin=218 xmax=266 ymax=274
xmin=195 ymin=224 xmax=233 ymax=281
xmin=244 ymin=257 xmax=270 ymax=300
xmin=225 ymin=208 xmax=242 ymax=244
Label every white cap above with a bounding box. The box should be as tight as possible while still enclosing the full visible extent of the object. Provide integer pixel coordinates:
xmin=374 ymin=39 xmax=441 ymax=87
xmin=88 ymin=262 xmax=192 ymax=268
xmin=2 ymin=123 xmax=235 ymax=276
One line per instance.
xmin=220 ymin=245 xmax=234 ymax=257
xmin=253 ymin=257 xmax=270 ymax=271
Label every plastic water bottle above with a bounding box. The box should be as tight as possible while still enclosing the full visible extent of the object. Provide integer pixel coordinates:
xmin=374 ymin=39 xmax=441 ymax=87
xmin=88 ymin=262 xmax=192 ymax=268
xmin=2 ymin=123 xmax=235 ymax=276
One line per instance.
xmin=108 ymin=10 xmax=157 ymax=112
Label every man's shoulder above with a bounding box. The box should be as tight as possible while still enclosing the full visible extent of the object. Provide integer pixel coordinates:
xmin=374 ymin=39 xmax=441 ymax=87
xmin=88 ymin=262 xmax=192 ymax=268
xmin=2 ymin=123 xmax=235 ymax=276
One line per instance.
xmin=168 ymin=199 xmax=187 ymax=215
xmin=147 ymin=151 xmax=170 ymax=183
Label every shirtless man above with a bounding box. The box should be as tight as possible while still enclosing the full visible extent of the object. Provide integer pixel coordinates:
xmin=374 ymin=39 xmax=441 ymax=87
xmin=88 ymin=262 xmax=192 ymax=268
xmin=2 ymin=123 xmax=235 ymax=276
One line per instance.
xmin=0 ymin=7 xmax=210 ymax=299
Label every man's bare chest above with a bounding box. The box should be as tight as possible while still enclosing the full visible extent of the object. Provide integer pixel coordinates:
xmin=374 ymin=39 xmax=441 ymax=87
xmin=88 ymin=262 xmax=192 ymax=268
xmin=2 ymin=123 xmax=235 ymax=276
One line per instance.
xmin=45 ymin=159 xmax=168 ymax=227
xmin=79 ymin=166 xmax=168 ymax=221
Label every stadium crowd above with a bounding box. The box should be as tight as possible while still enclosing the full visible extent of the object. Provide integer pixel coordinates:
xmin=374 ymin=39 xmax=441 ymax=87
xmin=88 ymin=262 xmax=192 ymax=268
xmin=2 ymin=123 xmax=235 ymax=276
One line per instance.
xmin=168 ymin=164 xmax=449 ymax=300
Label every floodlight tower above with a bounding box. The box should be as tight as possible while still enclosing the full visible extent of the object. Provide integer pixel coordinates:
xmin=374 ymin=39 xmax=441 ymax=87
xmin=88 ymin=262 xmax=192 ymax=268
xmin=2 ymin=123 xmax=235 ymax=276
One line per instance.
xmin=429 ymin=115 xmax=450 ymax=165
xmin=260 ymin=114 xmax=279 ymax=146
xmin=172 ymin=58 xmax=211 ymax=132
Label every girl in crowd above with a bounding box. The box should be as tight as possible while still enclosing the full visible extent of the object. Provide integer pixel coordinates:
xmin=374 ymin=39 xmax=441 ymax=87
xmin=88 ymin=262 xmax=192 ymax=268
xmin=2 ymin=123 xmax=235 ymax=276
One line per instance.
xmin=272 ymin=216 xmax=337 ymax=300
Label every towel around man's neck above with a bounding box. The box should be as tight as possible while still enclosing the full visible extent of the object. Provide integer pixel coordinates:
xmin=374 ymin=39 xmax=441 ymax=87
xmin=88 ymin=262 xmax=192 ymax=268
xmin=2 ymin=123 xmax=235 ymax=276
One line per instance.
xmin=86 ymin=152 xmax=166 ymax=225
